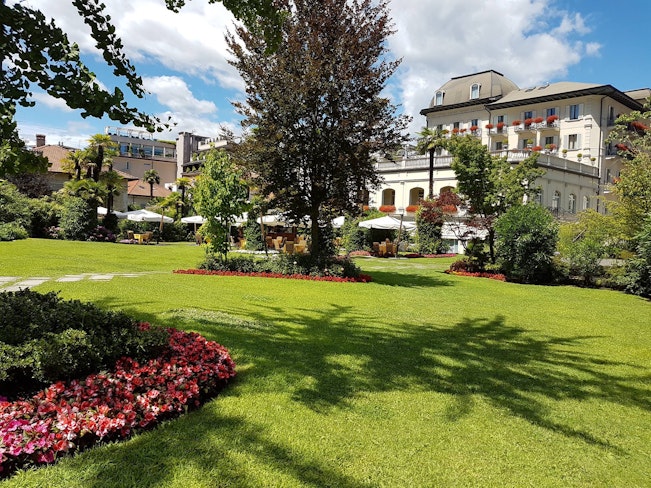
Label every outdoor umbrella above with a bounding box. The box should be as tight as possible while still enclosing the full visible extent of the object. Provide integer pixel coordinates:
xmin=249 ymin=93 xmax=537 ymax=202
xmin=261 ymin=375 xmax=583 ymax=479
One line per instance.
xmin=97 ymin=206 xmax=127 ymax=219
xmin=124 ymin=209 xmax=174 ymax=223
xmin=180 ymin=215 xmax=206 ymax=225
xmin=358 ymin=215 xmax=416 ymax=232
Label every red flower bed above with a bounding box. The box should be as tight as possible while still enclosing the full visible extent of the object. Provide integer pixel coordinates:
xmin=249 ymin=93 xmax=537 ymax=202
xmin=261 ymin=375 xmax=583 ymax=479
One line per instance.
xmin=174 ymin=269 xmax=372 ymax=283
xmin=379 ymin=205 xmax=396 ymax=213
xmin=405 ymin=253 xmax=456 ymax=259
xmin=348 ymin=250 xmax=372 ymax=257
xmin=0 ymin=326 xmax=236 ymax=477
xmin=444 ymin=270 xmax=506 ymax=281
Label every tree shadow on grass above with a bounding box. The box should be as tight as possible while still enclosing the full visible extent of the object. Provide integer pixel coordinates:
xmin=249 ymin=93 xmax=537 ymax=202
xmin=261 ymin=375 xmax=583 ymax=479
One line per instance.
xmin=363 ymin=270 xmax=454 ymax=288
xmin=167 ymin=303 xmax=650 ymax=453
xmin=74 ymin=298 xmax=651 ymax=486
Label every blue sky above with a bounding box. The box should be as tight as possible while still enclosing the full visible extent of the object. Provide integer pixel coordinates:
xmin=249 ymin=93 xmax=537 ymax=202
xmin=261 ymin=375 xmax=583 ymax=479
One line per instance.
xmin=12 ymin=0 xmax=651 ymax=149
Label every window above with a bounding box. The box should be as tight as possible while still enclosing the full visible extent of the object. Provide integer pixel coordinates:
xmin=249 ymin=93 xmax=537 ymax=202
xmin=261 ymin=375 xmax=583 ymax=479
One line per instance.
xmin=582 ymin=195 xmax=590 ymax=210
xmin=453 ymin=122 xmax=460 ymax=129
xmin=534 ymin=190 xmax=543 ymax=205
xmin=608 ymin=106 xmax=615 ymax=125
xmin=436 ymin=124 xmax=443 ymax=131
xmin=523 ymin=110 xmax=533 ymax=120
xmin=471 ymin=118 xmax=478 ymax=128
xmin=409 ymin=187 xmax=425 ymax=205
xmin=569 ymin=104 xmax=581 ymax=120
xmin=435 ymin=91 xmax=444 ymax=106
xmin=568 ymin=193 xmax=576 ymax=214
xmin=382 ymin=189 xmax=395 ymax=206
xmin=544 ymin=136 xmax=555 ymax=146
xmin=568 ymin=134 xmax=578 ymax=150
xmin=546 ymin=107 xmax=556 ymax=117
xmin=497 ymin=115 xmax=505 ymax=123
xmin=470 ymin=83 xmax=480 ymax=99
xmin=552 ymin=191 xmax=561 ymax=210
xmin=496 ymin=141 xmax=504 ymax=150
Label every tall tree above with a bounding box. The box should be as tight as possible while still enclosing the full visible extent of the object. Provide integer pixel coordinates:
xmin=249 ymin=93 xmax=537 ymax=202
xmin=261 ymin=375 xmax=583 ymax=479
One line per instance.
xmin=227 ymin=0 xmax=410 ymax=263
xmin=1 ymin=0 xmax=284 ymax=172
xmin=448 ymin=135 xmax=544 ymax=263
xmin=415 ymin=127 xmax=448 ymax=198
xmin=84 ymin=134 xmax=118 ymax=181
xmin=174 ymin=177 xmax=192 ymax=217
xmin=605 ymin=105 xmax=651 ymax=236
xmin=193 ymin=150 xmax=249 ymax=261
xmin=143 ymin=169 xmax=161 ymax=199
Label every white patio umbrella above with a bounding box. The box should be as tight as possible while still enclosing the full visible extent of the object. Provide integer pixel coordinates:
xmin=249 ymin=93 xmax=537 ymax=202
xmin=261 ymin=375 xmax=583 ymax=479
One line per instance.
xmin=332 ymin=216 xmax=345 ymax=228
xmin=256 ymin=214 xmax=287 ymax=226
xmin=97 ymin=206 xmax=127 ymax=219
xmin=124 ymin=209 xmax=174 ymax=224
xmin=358 ymin=215 xmax=416 ymax=232
xmin=181 ymin=215 xmax=206 ymax=225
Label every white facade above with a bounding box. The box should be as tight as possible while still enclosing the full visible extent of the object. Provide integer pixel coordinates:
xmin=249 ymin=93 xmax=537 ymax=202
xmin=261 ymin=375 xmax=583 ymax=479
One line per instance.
xmin=370 ymin=70 xmax=646 ymax=221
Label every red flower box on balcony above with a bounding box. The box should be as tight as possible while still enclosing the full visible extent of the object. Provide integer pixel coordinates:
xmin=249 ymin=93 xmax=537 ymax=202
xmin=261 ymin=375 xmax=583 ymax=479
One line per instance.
xmin=406 ymin=205 xmax=420 ymax=213
xmin=469 ymin=125 xmax=478 ymax=131
xmin=534 ymin=117 xmax=544 ymax=124
xmin=546 ymin=115 xmax=559 ymax=125
xmin=485 ymin=123 xmax=494 ymax=129
xmin=532 ymin=145 xmax=543 ymax=152
xmin=524 ymin=118 xmax=534 ymax=126
xmin=496 ymin=122 xmax=505 ymax=130
xmin=379 ymin=205 xmax=396 ymax=213
xmin=512 ymin=120 xmax=521 ymax=126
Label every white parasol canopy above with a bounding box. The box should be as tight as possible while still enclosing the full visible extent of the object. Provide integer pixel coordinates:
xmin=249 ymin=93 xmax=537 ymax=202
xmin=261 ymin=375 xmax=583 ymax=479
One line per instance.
xmin=332 ymin=216 xmax=345 ymax=228
xmin=97 ymin=206 xmax=127 ymax=219
xmin=124 ymin=209 xmax=173 ymax=223
xmin=181 ymin=215 xmax=206 ymax=224
xmin=358 ymin=215 xmax=416 ymax=232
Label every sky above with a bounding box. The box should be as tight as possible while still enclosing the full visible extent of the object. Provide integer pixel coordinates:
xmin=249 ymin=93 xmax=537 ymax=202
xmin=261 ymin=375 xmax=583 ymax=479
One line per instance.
xmin=12 ymin=0 xmax=651 ymax=150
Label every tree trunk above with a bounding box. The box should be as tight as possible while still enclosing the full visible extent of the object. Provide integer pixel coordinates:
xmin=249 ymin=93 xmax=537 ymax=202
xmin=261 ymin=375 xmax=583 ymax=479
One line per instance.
xmin=428 ymin=148 xmax=434 ymax=198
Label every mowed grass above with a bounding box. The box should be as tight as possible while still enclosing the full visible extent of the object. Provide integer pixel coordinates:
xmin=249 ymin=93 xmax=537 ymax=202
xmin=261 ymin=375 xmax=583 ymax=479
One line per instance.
xmin=1 ymin=239 xmax=650 ymax=487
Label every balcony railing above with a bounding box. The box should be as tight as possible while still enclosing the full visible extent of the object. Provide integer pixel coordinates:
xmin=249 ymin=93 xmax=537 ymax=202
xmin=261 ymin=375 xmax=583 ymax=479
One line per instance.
xmin=496 ymin=150 xmax=599 ymax=177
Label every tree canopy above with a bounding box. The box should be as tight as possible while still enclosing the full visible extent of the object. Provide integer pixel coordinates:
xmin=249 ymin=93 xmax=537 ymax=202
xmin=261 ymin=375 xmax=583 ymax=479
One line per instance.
xmin=447 ymin=135 xmax=544 ymax=262
xmin=1 ymin=0 xmax=284 ymax=174
xmin=227 ymin=0 xmax=410 ymax=261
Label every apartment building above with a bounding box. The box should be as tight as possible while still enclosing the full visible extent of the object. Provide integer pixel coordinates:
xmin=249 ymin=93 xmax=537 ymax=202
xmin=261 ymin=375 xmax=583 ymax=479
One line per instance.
xmin=370 ymin=70 xmax=648 ymax=220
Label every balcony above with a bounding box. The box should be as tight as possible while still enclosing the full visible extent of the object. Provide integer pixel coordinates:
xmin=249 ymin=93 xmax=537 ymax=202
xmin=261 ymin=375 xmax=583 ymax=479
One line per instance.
xmin=496 ymin=150 xmax=599 ymax=177
xmin=536 ymin=121 xmax=560 ymax=131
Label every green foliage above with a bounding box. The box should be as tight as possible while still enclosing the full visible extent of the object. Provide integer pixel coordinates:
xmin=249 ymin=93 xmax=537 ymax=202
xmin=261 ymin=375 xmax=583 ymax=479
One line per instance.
xmin=567 ymin=238 xmax=605 ymax=286
xmin=228 ymin=0 xmax=409 ymax=260
xmin=341 ymin=217 xmax=371 ymax=252
xmin=448 ymin=135 xmax=545 ymax=262
xmin=60 ymin=196 xmax=97 ymax=241
xmin=620 ymin=215 xmax=651 ymax=297
xmin=243 ymin=217 xmax=265 ymax=251
xmin=0 ymin=289 xmax=168 ymax=398
xmin=0 ymin=179 xmax=31 ymax=226
xmin=495 ymin=204 xmax=558 ymax=283
xmin=161 ymin=220 xmax=192 ymax=242
xmin=193 ymin=150 xmax=249 ymax=261
xmin=0 ymin=222 xmax=29 ymax=241
xmin=416 ymin=198 xmax=445 ymax=254
xmin=28 ymin=196 xmax=61 ymax=238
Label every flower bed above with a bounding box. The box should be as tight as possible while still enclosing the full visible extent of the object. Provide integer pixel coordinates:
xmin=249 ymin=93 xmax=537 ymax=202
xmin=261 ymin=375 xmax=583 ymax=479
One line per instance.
xmin=404 ymin=253 xmax=456 ymax=259
xmin=174 ymin=269 xmax=372 ymax=283
xmin=348 ymin=250 xmax=372 ymax=257
xmin=444 ymin=270 xmax=506 ymax=281
xmin=0 ymin=326 xmax=236 ymax=478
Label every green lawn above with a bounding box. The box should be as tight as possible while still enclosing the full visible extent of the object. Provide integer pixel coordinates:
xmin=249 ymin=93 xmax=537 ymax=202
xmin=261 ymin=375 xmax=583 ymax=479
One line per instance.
xmin=1 ymin=239 xmax=650 ymax=487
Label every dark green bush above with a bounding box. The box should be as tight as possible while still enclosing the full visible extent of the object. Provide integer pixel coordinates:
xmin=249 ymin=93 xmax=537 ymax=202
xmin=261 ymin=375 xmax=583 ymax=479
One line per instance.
xmin=243 ymin=217 xmax=265 ymax=251
xmin=495 ymin=204 xmax=558 ymax=283
xmin=60 ymin=197 xmax=97 ymax=241
xmin=0 ymin=222 xmax=28 ymax=241
xmin=28 ymin=197 xmax=61 ymax=238
xmin=0 ymin=290 xmax=168 ymax=399
xmin=199 ymin=254 xmax=259 ymax=273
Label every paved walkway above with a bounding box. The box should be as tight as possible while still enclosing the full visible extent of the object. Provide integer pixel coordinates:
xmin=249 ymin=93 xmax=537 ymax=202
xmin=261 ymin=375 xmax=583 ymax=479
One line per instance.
xmin=0 ymin=273 xmax=151 ymax=292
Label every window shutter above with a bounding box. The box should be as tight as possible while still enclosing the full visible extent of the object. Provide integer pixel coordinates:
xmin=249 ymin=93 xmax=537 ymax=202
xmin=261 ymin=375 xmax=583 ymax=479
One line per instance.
xmin=579 ymin=103 xmax=584 ymax=118
xmin=577 ymin=134 xmax=582 ymax=149
xmin=563 ymin=135 xmax=568 ymax=149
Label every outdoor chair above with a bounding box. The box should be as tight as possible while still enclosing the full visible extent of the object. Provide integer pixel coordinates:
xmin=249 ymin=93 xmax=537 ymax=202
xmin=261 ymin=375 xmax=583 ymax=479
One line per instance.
xmin=373 ymin=242 xmax=380 ymax=255
xmin=283 ymin=241 xmax=295 ymax=254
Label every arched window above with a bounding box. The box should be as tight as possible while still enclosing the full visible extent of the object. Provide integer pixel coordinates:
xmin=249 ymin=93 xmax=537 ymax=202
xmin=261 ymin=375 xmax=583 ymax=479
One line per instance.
xmin=470 ymin=83 xmax=481 ymax=99
xmin=409 ymin=187 xmax=425 ymax=205
xmin=568 ymin=193 xmax=576 ymax=213
xmin=435 ymin=91 xmax=444 ymax=106
xmin=552 ymin=191 xmax=561 ymax=210
xmin=582 ymin=195 xmax=590 ymax=210
xmin=382 ymin=188 xmax=395 ymax=206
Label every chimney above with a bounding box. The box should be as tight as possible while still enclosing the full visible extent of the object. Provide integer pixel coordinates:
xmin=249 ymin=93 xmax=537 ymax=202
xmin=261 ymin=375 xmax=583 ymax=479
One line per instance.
xmin=36 ymin=134 xmax=46 ymax=147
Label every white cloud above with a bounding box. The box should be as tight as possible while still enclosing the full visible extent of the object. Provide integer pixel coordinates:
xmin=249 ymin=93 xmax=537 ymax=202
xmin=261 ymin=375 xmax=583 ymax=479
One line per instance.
xmin=30 ymin=92 xmax=75 ymax=112
xmin=386 ymin=0 xmax=600 ymax=135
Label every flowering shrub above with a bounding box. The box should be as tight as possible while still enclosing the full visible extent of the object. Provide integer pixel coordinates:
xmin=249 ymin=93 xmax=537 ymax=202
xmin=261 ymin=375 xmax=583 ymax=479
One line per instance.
xmin=174 ymin=268 xmax=372 ymax=283
xmin=444 ymin=270 xmax=506 ymax=281
xmin=0 ymin=326 xmax=236 ymax=478
xmin=348 ymin=250 xmax=372 ymax=257
xmin=87 ymin=226 xmax=116 ymax=243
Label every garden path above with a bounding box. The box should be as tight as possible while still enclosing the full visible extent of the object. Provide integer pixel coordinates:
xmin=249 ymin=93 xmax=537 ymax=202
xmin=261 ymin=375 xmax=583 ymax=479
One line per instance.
xmin=0 ymin=272 xmax=153 ymax=292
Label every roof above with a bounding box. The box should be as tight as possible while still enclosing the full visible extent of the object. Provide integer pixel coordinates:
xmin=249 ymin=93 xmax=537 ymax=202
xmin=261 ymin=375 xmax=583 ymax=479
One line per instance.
xmin=35 ymin=145 xmax=75 ymax=173
xmin=128 ymin=179 xmax=172 ymax=198
xmin=624 ymin=88 xmax=651 ymax=104
xmin=421 ymin=70 xmax=519 ymax=115
xmin=487 ymin=82 xmax=643 ymax=111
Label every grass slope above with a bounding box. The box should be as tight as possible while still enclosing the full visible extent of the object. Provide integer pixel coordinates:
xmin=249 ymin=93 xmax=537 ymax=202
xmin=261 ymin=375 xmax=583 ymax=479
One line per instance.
xmin=1 ymin=239 xmax=650 ymax=487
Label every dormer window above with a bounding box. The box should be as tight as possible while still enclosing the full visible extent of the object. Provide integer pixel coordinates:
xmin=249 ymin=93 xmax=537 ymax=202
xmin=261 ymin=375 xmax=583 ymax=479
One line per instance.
xmin=470 ymin=83 xmax=481 ymax=99
xmin=435 ymin=91 xmax=444 ymax=106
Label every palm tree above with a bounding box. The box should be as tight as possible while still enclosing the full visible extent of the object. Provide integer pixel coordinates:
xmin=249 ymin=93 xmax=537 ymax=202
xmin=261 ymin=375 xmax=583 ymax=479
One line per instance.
xmin=85 ymin=134 xmax=118 ymax=182
xmin=175 ymin=177 xmax=191 ymax=217
xmin=143 ymin=169 xmax=160 ymax=199
xmin=416 ymin=127 xmax=448 ymax=198
xmin=99 ymin=170 xmax=123 ymax=214
xmin=61 ymin=149 xmax=86 ymax=180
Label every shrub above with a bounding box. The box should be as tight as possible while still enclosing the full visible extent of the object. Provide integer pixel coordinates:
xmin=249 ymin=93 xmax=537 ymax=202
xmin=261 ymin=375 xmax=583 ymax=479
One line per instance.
xmin=60 ymin=197 xmax=97 ymax=241
xmin=242 ymin=217 xmax=265 ymax=251
xmin=567 ymin=237 xmax=605 ymax=286
xmin=27 ymin=197 xmax=61 ymax=238
xmin=0 ymin=222 xmax=29 ymax=241
xmin=87 ymin=225 xmax=117 ymax=242
xmin=199 ymin=254 xmax=259 ymax=273
xmin=495 ymin=204 xmax=558 ymax=283
xmin=161 ymin=220 xmax=190 ymax=242
xmin=619 ymin=216 xmax=651 ymax=297
xmin=0 ymin=290 xmax=168 ymax=399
